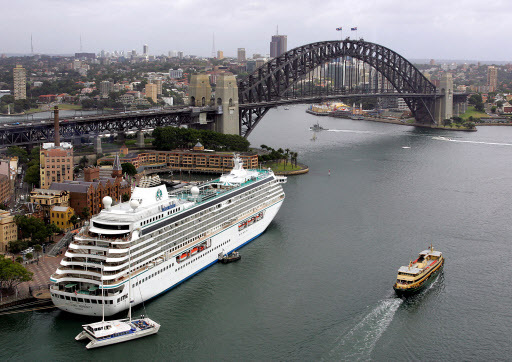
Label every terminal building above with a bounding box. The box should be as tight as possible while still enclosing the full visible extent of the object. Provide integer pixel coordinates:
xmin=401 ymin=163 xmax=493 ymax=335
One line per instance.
xmin=98 ymin=144 xmax=259 ymax=174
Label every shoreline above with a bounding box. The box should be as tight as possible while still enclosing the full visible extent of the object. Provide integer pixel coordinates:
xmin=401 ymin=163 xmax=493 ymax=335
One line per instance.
xmin=307 ymin=110 xmax=477 ymax=132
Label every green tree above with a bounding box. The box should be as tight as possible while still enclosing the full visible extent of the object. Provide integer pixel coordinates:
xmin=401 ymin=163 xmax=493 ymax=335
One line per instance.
xmin=34 ymin=244 xmax=42 ymax=258
xmin=491 ymin=106 xmax=497 ymax=113
xmin=25 ymin=253 xmax=33 ymax=260
xmin=475 ymin=103 xmax=485 ymax=112
xmin=443 ymin=119 xmax=452 ymax=127
xmin=122 ymin=193 xmax=130 ymax=202
xmin=15 ymin=256 xmax=23 ymax=264
xmin=6 ymin=146 xmax=29 ymax=164
xmin=70 ymin=215 xmax=79 ymax=228
xmin=79 ymin=155 xmax=89 ymax=169
xmin=47 ymin=223 xmax=61 ymax=242
xmin=0 ymin=255 xmax=33 ymax=291
xmin=24 ymin=164 xmax=40 ymax=187
xmin=81 ymin=98 xmax=95 ymax=109
xmin=121 ymin=162 xmax=137 ymax=176
xmin=7 ymin=240 xmax=28 ymax=254
xmin=464 ymin=122 xmax=476 ymax=130
xmin=468 ymin=94 xmax=483 ymax=105
xmin=82 ymin=207 xmax=91 ymax=219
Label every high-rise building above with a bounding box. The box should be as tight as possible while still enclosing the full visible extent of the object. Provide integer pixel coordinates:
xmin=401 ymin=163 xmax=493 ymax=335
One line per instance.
xmin=487 ymin=66 xmax=498 ymax=92
xmin=100 ymin=81 xmax=113 ymax=98
xmin=217 ymin=50 xmax=224 ymax=60
xmin=169 ymin=68 xmax=184 ymax=79
xmin=237 ymin=48 xmax=246 ymax=62
xmin=143 ymin=44 xmax=148 ymax=56
xmin=13 ymin=65 xmax=26 ymax=100
xmin=145 ymin=83 xmax=158 ymax=103
xmin=177 ymin=51 xmax=184 ymax=59
xmin=429 ymin=59 xmax=436 ymax=66
xmin=270 ymin=35 xmax=287 ymax=58
xmin=152 ymin=79 xmax=163 ymax=95
xmin=40 ymin=143 xmax=74 ymax=189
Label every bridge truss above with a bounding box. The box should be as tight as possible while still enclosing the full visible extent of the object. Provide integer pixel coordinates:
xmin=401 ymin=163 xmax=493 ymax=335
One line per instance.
xmin=0 ymin=108 xmax=218 ymax=147
xmin=238 ymin=39 xmax=440 ymax=137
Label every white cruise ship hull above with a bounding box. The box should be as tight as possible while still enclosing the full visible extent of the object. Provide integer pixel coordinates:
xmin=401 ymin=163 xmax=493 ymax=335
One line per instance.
xmin=51 ymin=200 xmax=283 ymax=316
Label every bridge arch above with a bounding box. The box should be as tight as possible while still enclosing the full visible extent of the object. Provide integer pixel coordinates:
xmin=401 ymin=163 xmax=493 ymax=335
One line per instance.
xmin=237 ymin=39 xmax=438 ymax=137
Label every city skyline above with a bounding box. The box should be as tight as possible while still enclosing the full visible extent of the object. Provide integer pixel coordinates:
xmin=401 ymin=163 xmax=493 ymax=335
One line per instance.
xmin=1 ymin=0 xmax=512 ymax=61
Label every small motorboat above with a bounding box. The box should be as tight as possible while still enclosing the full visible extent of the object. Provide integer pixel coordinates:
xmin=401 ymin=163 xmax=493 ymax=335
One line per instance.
xmin=310 ymin=122 xmax=327 ymax=131
xmin=218 ymin=251 xmax=241 ymax=264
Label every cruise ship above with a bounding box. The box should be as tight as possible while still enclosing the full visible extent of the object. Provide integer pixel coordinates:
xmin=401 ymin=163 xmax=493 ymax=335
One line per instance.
xmin=50 ymin=155 xmax=286 ymax=316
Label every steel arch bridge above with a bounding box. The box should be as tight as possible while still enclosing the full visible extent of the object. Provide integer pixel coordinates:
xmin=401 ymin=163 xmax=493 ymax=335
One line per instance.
xmin=237 ymin=39 xmax=440 ymax=137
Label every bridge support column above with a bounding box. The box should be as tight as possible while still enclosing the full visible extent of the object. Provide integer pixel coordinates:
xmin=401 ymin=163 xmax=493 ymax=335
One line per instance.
xmin=214 ymin=74 xmax=239 ymax=135
xmin=94 ymin=136 xmax=102 ymax=154
xmin=435 ymin=73 xmax=453 ymax=125
xmin=136 ymin=131 xmax=145 ymax=148
xmin=454 ymin=102 xmax=460 ymax=117
xmin=117 ymin=131 xmax=125 ymax=143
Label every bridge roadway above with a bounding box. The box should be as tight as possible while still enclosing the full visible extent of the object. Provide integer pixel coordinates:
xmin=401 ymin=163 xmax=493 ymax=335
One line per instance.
xmin=238 ymin=92 xmax=445 ymax=109
xmin=0 ymin=106 xmax=220 ymax=147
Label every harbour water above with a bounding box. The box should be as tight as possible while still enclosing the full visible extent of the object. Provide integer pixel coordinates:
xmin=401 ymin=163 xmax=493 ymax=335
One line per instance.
xmin=1 ymin=105 xmax=512 ymax=360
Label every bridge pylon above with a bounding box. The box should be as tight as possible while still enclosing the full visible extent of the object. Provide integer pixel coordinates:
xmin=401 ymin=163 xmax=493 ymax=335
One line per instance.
xmin=189 ymin=74 xmax=212 ymax=107
xmin=214 ymin=74 xmax=239 ymax=135
xmin=94 ymin=135 xmax=102 ymax=154
xmin=435 ymin=73 xmax=453 ymax=125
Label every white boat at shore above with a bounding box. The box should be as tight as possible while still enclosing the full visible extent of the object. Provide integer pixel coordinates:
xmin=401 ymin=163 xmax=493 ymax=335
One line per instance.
xmin=75 ymin=253 xmax=160 ymax=349
xmin=75 ymin=316 xmax=160 ymax=349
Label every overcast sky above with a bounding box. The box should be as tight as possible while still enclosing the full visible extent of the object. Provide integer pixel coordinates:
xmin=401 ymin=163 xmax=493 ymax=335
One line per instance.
xmin=1 ymin=0 xmax=510 ymax=61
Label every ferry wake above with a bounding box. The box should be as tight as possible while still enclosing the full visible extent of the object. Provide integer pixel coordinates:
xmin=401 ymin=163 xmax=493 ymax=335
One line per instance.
xmin=50 ymin=155 xmax=286 ymax=316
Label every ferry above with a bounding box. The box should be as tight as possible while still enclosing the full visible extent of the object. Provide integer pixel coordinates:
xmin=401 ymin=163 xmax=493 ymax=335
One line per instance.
xmin=50 ymin=154 xmax=287 ymax=316
xmin=393 ymin=245 xmax=444 ymax=296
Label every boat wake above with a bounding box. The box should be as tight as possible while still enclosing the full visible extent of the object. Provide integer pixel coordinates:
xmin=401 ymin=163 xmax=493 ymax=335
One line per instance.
xmin=432 ymin=136 xmax=512 ymax=146
xmin=327 ymin=129 xmax=373 ymax=134
xmin=327 ymin=298 xmax=402 ymax=361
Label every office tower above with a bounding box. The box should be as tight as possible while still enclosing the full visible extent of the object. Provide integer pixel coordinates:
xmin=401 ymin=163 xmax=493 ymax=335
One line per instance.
xmin=145 ymin=83 xmax=158 ymax=103
xmin=143 ymin=44 xmax=148 ymax=56
xmin=177 ymin=51 xmax=183 ymax=59
xmin=487 ymin=66 xmax=498 ymax=92
xmin=270 ymin=35 xmax=287 ymax=58
xmin=169 ymin=69 xmax=183 ymax=79
xmin=100 ymin=81 xmax=113 ymax=98
xmin=152 ymin=79 xmax=163 ymax=95
xmin=13 ymin=65 xmax=26 ymax=100
xmin=217 ymin=50 xmax=224 ymax=60
xmin=237 ymin=48 xmax=246 ymax=62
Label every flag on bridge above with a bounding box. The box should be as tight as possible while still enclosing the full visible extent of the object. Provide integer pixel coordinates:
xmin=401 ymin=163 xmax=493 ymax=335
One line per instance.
xmin=351 ymin=27 xmax=357 ymax=31
xmin=336 ymin=27 xmax=342 ymax=31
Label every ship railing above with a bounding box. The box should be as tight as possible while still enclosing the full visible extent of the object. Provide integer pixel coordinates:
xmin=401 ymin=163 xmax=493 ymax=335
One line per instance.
xmin=58 ymin=266 xmax=102 ymax=273
xmin=51 ymin=273 xmax=101 ymax=282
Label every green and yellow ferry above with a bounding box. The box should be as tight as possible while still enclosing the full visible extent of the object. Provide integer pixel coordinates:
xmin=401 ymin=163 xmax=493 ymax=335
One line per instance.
xmin=393 ymin=245 xmax=444 ymax=296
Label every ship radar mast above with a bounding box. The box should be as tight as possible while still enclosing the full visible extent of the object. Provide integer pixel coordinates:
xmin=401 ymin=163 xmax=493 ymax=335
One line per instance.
xmin=233 ymin=153 xmax=243 ymax=170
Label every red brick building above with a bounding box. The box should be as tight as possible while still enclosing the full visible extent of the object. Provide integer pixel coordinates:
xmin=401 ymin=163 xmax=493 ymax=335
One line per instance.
xmin=99 ymin=148 xmax=259 ymax=173
xmin=50 ymin=155 xmax=131 ymax=218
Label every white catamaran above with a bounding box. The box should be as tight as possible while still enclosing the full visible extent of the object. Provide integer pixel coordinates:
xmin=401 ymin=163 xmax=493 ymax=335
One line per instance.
xmin=51 ymin=154 xmax=287 ymax=316
xmin=75 ymin=256 xmax=160 ymax=349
